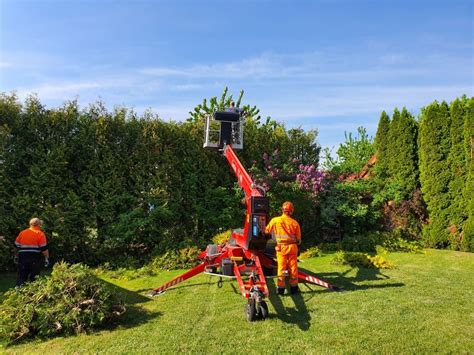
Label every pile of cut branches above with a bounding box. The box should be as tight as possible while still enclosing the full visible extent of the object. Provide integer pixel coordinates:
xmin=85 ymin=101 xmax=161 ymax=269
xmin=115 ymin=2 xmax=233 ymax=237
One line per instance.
xmin=0 ymin=262 xmax=125 ymax=344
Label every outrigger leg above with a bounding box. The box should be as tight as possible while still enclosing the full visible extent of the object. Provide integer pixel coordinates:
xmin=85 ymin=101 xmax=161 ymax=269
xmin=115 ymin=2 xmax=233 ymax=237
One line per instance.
xmin=150 ymin=262 xmax=207 ymax=296
xmin=298 ymin=270 xmax=342 ymax=291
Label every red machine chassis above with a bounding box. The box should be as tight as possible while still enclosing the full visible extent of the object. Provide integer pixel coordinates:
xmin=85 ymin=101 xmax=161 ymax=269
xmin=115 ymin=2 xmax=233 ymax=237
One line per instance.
xmin=151 ymin=242 xmax=339 ymax=298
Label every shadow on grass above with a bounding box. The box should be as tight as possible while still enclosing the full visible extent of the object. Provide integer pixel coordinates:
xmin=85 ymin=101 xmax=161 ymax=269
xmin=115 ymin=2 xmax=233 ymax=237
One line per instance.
xmin=99 ymin=280 xmax=162 ymax=330
xmin=267 ymin=267 xmax=405 ymax=329
xmin=268 ymin=285 xmax=311 ymax=331
xmin=134 ymin=281 xmax=217 ymax=295
xmin=299 ymin=267 xmax=405 ymax=293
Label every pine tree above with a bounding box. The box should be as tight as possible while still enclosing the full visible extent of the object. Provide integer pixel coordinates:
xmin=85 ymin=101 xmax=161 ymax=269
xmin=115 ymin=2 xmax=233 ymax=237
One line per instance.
xmin=418 ymin=101 xmax=452 ymax=247
xmin=374 ymin=111 xmax=390 ymax=181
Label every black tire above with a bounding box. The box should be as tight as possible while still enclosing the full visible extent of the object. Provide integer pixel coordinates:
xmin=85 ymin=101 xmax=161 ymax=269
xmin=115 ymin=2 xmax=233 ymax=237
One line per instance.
xmin=259 ymin=300 xmax=268 ymax=320
xmin=246 ymin=299 xmax=257 ymax=322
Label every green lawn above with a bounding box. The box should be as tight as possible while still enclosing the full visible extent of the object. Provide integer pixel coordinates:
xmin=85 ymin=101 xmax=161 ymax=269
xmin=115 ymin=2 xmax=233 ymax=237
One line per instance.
xmin=1 ymin=249 xmax=473 ymax=354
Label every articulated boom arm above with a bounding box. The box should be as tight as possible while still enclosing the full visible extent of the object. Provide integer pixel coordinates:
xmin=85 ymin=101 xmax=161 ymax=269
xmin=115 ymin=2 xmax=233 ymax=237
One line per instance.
xmin=224 ymin=145 xmax=262 ymax=199
xmin=223 ymin=144 xmax=269 ymax=251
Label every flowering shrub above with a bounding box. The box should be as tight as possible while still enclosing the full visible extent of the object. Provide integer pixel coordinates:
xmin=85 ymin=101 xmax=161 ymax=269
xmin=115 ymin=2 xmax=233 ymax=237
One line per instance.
xmin=252 ymin=150 xmax=328 ymax=197
xmin=296 ymin=164 xmax=328 ymax=196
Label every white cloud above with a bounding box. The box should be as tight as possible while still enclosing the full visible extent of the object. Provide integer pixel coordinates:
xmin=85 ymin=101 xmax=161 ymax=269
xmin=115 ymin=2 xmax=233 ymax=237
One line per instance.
xmin=0 ymin=61 xmax=12 ymax=68
xmin=6 ymin=49 xmax=472 ymax=131
xmin=137 ymin=49 xmax=472 ymax=95
xmin=263 ymin=85 xmax=473 ymax=121
xmin=140 ymin=56 xmax=280 ymax=80
xmin=17 ymin=82 xmax=104 ymax=100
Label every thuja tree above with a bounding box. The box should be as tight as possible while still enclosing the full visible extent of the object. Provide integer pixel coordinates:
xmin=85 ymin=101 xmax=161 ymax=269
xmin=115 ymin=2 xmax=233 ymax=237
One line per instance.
xmin=446 ymin=97 xmax=469 ymax=249
xmin=418 ymin=101 xmax=452 ymax=247
xmin=387 ymin=107 xmax=419 ymax=199
xmin=374 ymin=111 xmax=390 ymax=181
xmin=0 ymin=94 xmax=23 ymax=269
xmin=1 ymin=90 xmax=329 ymax=268
xmin=0 ymin=94 xmax=227 ymax=266
xmin=461 ymin=98 xmax=474 ymax=251
xmin=372 ymin=108 xmax=425 ymax=241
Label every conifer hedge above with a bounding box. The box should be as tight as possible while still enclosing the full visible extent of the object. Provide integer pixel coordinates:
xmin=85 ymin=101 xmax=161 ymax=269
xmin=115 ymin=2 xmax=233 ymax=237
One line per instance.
xmin=374 ymin=96 xmax=472 ymax=250
xmin=0 ymin=92 xmax=321 ymax=268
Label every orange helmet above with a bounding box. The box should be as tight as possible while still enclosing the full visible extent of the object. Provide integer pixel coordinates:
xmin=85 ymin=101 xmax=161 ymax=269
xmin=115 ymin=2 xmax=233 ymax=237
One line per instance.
xmin=282 ymin=201 xmax=294 ymax=215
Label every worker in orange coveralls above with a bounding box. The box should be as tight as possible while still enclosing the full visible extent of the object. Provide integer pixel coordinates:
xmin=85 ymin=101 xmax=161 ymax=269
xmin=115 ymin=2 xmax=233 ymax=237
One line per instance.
xmin=14 ymin=218 xmax=49 ymax=286
xmin=265 ymin=201 xmax=301 ymax=295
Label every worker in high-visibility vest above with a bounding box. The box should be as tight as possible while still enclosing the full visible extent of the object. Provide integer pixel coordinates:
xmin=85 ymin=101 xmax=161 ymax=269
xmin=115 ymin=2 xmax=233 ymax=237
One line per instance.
xmin=265 ymin=201 xmax=301 ymax=295
xmin=14 ymin=218 xmax=49 ymax=286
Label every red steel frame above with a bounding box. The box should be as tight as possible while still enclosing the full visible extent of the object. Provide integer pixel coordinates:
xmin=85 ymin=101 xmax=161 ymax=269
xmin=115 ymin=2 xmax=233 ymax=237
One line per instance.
xmin=151 ymin=145 xmax=338 ymax=299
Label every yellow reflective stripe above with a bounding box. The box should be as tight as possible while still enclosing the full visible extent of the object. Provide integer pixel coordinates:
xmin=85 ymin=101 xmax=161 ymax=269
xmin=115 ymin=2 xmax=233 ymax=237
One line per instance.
xmin=16 ymin=244 xmax=41 ymax=248
xmin=275 ymin=234 xmax=297 ymax=243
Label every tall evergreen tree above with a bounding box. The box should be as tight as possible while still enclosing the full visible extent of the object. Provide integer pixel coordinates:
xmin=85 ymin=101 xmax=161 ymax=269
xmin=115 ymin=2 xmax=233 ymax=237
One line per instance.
xmin=446 ymin=97 xmax=468 ymax=248
xmin=374 ymin=111 xmax=390 ymax=181
xmin=387 ymin=108 xmax=400 ymax=181
xmin=461 ymin=98 xmax=474 ymax=251
xmin=418 ymin=101 xmax=452 ymax=247
xmin=386 ymin=108 xmax=418 ymax=199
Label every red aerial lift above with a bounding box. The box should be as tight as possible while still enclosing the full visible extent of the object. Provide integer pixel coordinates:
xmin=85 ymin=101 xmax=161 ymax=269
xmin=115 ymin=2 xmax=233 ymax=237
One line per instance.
xmin=150 ymin=109 xmax=339 ymax=321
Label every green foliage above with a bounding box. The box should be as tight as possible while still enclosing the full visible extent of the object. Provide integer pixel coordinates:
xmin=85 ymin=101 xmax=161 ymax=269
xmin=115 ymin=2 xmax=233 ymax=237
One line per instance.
xmin=0 ymin=92 xmax=245 ymax=268
xmin=299 ymin=246 xmax=322 ymax=259
xmin=447 ymin=97 xmax=469 ymax=249
xmin=418 ymin=101 xmax=452 ymax=247
xmin=461 ymin=98 xmax=474 ymax=251
xmin=212 ymin=230 xmax=232 ymax=245
xmin=387 ymin=108 xmax=419 ymax=199
xmin=96 ymin=247 xmax=202 ymax=280
xmin=0 ymin=236 xmax=14 ymax=271
xmin=372 ymin=108 xmax=423 ymax=244
xmin=374 ymin=111 xmax=391 ymax=180
xmin=0 ymin=262 xmax=124 ymax=344
xmin=319 ymin=127 xmax=382 ymax=247
xmin=317 ymin=242 xmax=343 ymax=252
xmin=339 ymin=231 xmax=386 ymax=252
xmin=376 ymin=189 xmax=427 ymax=241
xmin=323 ymin=126 xmax=375 ymax=174
xmin=1 ymin=91 xmax=472 ymax=272
xmin=148 ymin=247 xmax=201 ymax=271
xmin=318 ymin=179 xmax=381 ymax=245
xmin=381 ymin=231 xmax=424 ymax=253
xmin=331 ymin=250 xmax=394 ymax=269
xmin=188 ymin=86 xmax=260 ymax=123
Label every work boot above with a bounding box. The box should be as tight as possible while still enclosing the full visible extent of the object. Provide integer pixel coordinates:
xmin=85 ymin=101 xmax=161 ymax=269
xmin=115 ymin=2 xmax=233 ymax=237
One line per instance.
xmin=290 ymin=285 xmax=299 ymax=295
xmin=277 ymin=287 xmax=285 ymax=295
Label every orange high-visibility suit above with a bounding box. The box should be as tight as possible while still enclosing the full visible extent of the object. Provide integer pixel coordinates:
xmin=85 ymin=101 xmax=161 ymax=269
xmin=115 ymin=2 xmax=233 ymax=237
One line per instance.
xmin=265 ymin=213 xmax=301 ymax=288
xmin=15 ymin=226 xmax=48 ymax=286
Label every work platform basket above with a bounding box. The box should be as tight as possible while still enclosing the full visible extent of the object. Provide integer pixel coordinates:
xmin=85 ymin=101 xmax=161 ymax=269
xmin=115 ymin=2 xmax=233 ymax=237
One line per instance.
xmin=203 ymin=109 xmax=244 ymax=149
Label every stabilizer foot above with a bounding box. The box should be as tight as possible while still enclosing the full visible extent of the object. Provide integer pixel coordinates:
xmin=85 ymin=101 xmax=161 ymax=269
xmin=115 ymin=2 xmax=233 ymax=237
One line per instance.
xmin=148 ymin=290 xmax=165 ymax=297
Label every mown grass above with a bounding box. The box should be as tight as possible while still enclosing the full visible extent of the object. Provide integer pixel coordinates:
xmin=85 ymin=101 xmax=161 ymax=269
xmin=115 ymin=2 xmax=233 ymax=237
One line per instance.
xmin=1 ymin=249 xmax=473 ymax=354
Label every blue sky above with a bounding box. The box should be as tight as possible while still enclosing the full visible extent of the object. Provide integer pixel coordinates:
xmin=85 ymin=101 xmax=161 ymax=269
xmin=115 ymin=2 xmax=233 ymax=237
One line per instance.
xmin=1 ymin=0 xmax=473 ymax=150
